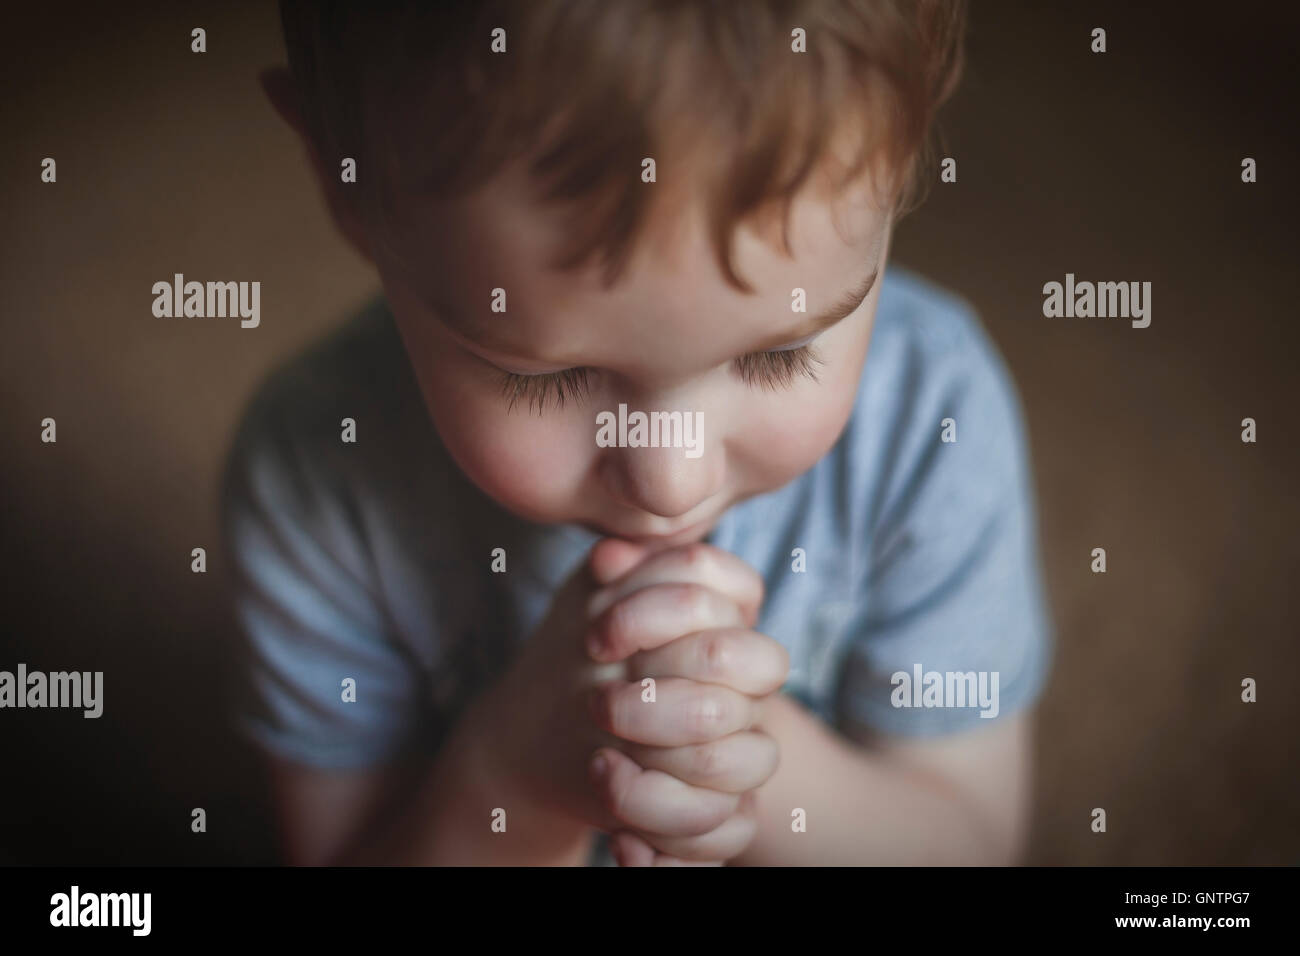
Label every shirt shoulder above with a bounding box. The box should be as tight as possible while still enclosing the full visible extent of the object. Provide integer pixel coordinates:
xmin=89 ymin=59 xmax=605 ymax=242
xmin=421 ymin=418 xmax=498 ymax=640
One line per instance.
xmin=727 ymin=266 xmax=1053 ymax=735
xmin=217 ymin=298 xmax=456 ymax=768
xmin=223 ymin=297 xmax=426 ymax=472
xmin=849 ymin=264 xmax=1036 ymax=550
xmin=838 ymin=266 xmax=1052 ymax=735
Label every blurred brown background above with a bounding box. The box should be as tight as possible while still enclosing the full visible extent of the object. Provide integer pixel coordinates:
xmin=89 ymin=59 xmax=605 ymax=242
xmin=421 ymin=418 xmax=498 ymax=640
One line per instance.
xmin=1 ymin=1 xmax=1296 ymax=865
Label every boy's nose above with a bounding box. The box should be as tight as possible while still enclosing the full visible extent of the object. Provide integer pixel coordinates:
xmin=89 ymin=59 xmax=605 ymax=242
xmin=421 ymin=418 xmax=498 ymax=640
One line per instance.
xmin=599 ymin=442 xmax=725 ymax=520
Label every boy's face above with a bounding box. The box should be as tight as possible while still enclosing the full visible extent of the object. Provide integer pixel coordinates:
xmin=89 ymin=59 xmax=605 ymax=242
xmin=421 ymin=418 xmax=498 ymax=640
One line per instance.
xmin=358 ymin=151 xmax=892 ymax=550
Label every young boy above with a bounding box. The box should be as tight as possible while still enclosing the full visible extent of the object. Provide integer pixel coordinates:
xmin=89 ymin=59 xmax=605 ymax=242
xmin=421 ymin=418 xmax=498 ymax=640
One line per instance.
xmin=221 ymin=0 xmax=1052 ymax=866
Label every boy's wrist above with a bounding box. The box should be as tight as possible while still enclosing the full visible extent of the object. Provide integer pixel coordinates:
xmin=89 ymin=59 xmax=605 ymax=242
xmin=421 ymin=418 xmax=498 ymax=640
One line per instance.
xmin=448 ymin=684 xmax=595 ymax=862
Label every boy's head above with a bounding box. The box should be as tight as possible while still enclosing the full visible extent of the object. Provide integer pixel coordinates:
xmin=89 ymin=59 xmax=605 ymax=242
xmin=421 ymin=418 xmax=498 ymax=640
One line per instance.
xmin=268 ymin=0 xmax=966 ymax=548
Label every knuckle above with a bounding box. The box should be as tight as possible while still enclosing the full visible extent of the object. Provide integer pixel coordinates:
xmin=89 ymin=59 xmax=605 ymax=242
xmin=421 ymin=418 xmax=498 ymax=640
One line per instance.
xmin=766 ymin=637 xmax=792 ymax=682
xmin=689 ymin=690 xmax=729 ymax=735
xmin=674 ymin=583 xmax=711 ymax=620
xmin=692 ymin=740 xmax=727 ymax=780
xmin=608 ymin=686 xmax=639 ymax=737
xmin=679 ymin=542 xmax=711 ymax=570
xmin=603 ymin=776 xmax=631 ymax=825
xmin=688 ymin=791 xmax=739 ymax=834
xmin=600 ymin=600 xmax=637 ymax=652
xmin=702 ymin=632 xmax=734 ymax=677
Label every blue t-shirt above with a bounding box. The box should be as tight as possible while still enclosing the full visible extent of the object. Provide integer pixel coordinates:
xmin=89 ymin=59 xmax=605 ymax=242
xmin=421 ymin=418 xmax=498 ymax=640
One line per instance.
xmin=219 ymin=265 xmax=1053 ymax=861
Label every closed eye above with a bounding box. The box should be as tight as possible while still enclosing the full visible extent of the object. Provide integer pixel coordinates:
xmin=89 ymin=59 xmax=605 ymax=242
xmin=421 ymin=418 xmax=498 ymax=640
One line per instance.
xmin=496 ymin=342 xmax=824 ymax=414
xmin=731 ymin=343 xmax=823 ymax=390
xmin=496 ymin=365 xmax=592 ymax=415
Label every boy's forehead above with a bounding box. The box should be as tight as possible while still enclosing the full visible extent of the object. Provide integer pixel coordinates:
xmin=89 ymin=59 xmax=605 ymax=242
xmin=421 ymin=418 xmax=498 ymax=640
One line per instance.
xmin=376 ymin=160 xmax=889 ymax=370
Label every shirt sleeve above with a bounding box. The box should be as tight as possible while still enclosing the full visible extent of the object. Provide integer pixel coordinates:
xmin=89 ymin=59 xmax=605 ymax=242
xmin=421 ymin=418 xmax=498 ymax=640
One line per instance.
xmin=219 ymin=374 xmax=431 ymax=769
xmin=833 ymin=307 xmax=1054 ymax=737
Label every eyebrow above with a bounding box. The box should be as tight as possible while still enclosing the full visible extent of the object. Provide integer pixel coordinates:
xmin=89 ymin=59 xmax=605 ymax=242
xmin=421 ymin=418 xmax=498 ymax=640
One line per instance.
xmin=747 ymin=265 xmax=880 ymax=353
xmin=431 ymin=262 xmax=881 ymax=366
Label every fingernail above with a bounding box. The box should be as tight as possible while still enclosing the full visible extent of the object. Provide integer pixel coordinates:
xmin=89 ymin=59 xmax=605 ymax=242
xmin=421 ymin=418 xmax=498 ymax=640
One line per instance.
xmin=585 ymin=628 xmax=603 ymax=659
xmin=589 ymin=752 xmax=609 ymax=781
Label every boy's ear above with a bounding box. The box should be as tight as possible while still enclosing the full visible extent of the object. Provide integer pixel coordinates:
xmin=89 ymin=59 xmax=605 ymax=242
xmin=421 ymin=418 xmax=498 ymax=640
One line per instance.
xmin=259 ymin=67 xmax=376 ymax=264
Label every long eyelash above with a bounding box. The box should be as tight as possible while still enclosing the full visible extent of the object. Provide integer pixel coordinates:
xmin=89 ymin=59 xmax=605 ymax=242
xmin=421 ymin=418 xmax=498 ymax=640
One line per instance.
xmin=732 ymin=345 xmax=823 ymax=390
xmin=497 ymin=345 xmax=821 ymax=414
xmin=497 ymin=367 xmax=592 ymax=414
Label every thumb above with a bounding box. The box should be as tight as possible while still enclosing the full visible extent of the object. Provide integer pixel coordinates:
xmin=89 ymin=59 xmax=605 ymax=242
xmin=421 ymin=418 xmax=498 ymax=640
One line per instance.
xmin=588 ymin=538 xmax=649 ymax=586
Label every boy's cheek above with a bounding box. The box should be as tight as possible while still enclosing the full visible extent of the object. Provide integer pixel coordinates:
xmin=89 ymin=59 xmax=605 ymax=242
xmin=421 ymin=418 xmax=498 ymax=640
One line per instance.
xmin=735 ymin=403 xmax=852 ymax=491
xmin=425 ymin=389 xmax=594 ymax=520
xmin=732 ymin=355 xmax=864 ymax=490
